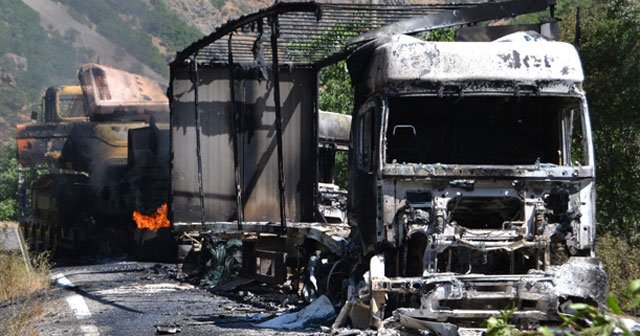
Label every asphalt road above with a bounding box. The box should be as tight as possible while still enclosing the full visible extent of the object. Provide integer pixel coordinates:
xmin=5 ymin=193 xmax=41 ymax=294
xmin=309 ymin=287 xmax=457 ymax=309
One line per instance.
xmin=35 ymin=260 xmax=320 ymax=336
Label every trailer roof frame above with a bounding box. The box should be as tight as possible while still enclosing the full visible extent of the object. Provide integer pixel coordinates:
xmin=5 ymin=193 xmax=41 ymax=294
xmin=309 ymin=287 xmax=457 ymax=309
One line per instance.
xmin=171 ymin=0 xmax=555 ymax=71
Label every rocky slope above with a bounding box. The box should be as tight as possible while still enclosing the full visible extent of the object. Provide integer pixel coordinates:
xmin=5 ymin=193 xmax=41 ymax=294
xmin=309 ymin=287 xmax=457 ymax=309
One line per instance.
xmin=165 ymin=0 xmax=272 ymax=35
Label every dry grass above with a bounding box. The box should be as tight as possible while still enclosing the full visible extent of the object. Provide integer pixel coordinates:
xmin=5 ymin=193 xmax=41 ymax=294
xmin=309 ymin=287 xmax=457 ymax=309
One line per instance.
xmin=0 ymin=252 xmax=50 ymax=301
xmin=596 ymin=232 xmax=640 ymax=317
xmin=0 ymin=299 xmax=45 ymax=336
xmin=0 ymin=252 xmax=51 ymax=336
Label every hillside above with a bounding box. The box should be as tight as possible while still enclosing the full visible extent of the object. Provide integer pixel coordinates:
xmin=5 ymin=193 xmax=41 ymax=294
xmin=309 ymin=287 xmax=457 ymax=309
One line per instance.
xmin=0 ymin=0 xmax=270 ymax=144
xmin=164 ymin=0 xmax=271 ymax=34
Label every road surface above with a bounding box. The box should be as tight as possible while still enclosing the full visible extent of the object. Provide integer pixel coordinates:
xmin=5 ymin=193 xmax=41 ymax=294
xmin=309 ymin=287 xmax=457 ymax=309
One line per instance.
xmin=34 ymin=260 xmax=320 ymax=336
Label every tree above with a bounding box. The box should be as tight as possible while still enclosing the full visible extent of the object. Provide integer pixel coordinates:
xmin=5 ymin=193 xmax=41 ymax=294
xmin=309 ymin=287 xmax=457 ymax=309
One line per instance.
xmin=561 ymin=0 xmax=640 ymax=313
xmin=318 ymin=61 xmax=353 ymax=188
xmin=577 ymin=0 xmax=640 ymax=245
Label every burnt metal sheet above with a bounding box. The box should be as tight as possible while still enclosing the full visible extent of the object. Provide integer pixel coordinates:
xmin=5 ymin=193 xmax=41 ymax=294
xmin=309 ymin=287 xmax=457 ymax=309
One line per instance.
xmin=171 ymin=67 xmax=237 ymax=223
xmin=16 ymin=122 xmax=76 ymax=166
xmin=123 ymin=124 xmax=171 ymax=213
xmin=170 ymin=66 xmax=315 ymax=225
xmin=318 ymin=111 xmax=351 ymax=148
xmin=78 ymin=63 xmax=168 ymax=117
xmin=16 ymin=121 xmax=148 ymax=168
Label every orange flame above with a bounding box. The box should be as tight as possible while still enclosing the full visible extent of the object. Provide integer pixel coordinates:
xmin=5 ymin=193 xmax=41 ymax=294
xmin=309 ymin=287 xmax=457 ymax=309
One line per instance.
xmin=133 ymin=203 xmax=170 ymax=230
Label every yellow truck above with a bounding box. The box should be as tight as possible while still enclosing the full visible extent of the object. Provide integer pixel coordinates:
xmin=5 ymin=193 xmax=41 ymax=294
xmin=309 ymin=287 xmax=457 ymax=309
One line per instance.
xmin=17 ymin=64 xmax=172 ymax=259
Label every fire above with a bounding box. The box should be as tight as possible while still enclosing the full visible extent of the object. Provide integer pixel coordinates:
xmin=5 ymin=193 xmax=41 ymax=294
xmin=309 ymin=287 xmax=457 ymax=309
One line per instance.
xmin=133 ymin=203 xmax=170 ymax=230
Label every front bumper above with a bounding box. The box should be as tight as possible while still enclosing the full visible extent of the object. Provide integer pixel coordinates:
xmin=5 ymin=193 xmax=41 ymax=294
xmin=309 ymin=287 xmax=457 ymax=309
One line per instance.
xmin=370 ymin=257 xmax=607 ymax=333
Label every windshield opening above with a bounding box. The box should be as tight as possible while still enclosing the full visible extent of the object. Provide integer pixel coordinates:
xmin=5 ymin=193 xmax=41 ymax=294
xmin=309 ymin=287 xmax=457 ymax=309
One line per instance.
xmin=385 ymin=96 xmax=583 ymax=166
xmin=58 ymin=93 xmax=85 ymax=119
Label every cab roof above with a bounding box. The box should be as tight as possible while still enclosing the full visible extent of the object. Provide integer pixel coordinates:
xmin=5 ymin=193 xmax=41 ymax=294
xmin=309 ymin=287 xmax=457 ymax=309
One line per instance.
xmin=348 ymin=33 xmax=584 ymax=98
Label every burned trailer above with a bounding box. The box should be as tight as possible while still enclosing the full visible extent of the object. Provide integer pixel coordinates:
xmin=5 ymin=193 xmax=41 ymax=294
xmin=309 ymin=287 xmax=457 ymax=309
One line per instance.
xmin=167 ymin=0 xmax=479 ymax=231
xmin=344 ymin=30 xmax=607 ymax=333
xmin=168 ymin=0 xmax=498 ymax=292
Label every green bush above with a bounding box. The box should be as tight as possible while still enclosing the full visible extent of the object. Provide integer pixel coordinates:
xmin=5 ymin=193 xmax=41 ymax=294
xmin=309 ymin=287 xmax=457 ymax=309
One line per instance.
xmin=484 ymin=279 xmax=639 ymax=335
xmin=597 ymin=233 xmax=640 ymax=316
xmin=210 ymin=0 xmax=227 ymax=8
xmin=0 ymin=141 xmax=17 ymax=221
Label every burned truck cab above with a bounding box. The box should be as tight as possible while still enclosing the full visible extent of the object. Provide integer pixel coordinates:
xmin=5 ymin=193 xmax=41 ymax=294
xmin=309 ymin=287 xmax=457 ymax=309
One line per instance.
xmin=347 ymin=33 xmax=607 ymax=331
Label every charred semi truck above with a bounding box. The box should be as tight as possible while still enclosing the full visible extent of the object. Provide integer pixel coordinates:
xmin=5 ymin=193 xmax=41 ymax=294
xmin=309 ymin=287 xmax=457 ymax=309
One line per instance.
xmin=17 ymin=64 xmax=171 ymax=256
xmin=345 ymin=32 xmax=607 ymax=332
xmin=170 ymin=0 xmax=606 ymax=333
